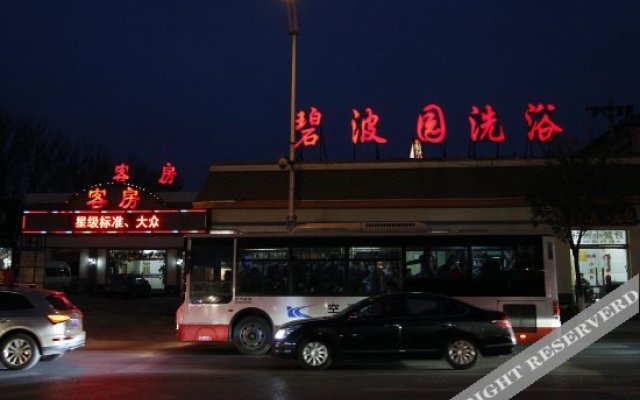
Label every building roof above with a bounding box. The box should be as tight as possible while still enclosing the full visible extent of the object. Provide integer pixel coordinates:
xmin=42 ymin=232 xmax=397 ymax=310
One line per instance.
xmin=194 ymin=158 xmax=640 ymax=208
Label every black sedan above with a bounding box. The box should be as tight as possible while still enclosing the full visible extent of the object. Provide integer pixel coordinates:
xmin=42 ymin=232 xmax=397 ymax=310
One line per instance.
xmin=272 ymin=292 xmax=516 ymax=370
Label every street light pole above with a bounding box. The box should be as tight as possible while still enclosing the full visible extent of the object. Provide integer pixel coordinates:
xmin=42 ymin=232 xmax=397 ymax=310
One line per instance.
xmin=285 ymin=0 xmax=298 ymax=230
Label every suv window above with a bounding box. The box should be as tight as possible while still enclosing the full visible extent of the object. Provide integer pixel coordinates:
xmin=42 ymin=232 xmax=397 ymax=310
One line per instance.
xmin=47 ymin=294 xmax=75 ymax=311
xmin=0 ymin=292 xmax=35 ymax=310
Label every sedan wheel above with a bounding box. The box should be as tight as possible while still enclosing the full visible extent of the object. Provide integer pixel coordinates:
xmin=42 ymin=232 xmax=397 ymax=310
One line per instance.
xmin=445 ymin=339 xmax=478 ymax=370
xmin=1 ymin=333 xmax=41 ymax=370
xmin=298 ymin=340 xmax=332 ymax=370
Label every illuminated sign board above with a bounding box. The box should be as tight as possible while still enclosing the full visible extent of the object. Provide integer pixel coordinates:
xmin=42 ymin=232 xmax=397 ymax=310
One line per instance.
xmin=297 ymin=103 xmax=563 ymax=151
xmin=22 ymin=210 xmax=207 ymax=235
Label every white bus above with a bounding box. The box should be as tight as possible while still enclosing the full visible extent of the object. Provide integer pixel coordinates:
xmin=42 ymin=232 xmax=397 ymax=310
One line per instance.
xmin=176 ymin=230 xmax=561 ymax=355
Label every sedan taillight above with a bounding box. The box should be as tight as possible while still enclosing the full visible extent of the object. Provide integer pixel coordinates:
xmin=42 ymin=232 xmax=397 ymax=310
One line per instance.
xmin=492 ymin=316 xmax=513 ymax=329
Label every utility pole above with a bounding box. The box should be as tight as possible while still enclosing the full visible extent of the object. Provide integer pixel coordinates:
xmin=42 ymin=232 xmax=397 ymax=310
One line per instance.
xmin=285 ymin=0 xmax=299 ymax=231
xmin=586 ymin=99 xmax=634 ymax=155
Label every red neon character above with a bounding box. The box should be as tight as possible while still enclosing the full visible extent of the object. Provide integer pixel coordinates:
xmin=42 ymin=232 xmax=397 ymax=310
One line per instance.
xmin=525 ymin=103 xmax=564 ymax=142
xmin=86 ymin=188 xmax=108 ymax=209
xmin=351 ymin=107 xmax=387 ymax=144
xmin=148 ymin=215 xmax=160 ymax=229
xmin=294 ymin=107 xmax=322 ymax=148
xmin=75 ymin=216 xmax=87 ymax=229
xmin=118 ymin=186 xmax=140 ymax=209
xmin=112 ymin=216 xmax=127 ymax=229
xmin=468 ymin=105 xmax=506 ymax=143
xmin=113 ymin=163 xmax=130 ymax=182
xmin=87 ymin=216 xmax=100 ymax=229
xmin=135 ymin=215 xmax=150 ymax=229
xmin=158 ymin=162 xmax=178 ymax=185
xmin=293 ymin=107 xmax=322 ymax=149
xmin=416 ymin=104 xmax=446 ymax=144
xmin=135 ymin=214 xmax=159 ymax=229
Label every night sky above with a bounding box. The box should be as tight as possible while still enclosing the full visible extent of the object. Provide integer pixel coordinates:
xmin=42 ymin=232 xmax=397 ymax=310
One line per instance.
xmin=1 ymin=1 xmax=639 ymax=190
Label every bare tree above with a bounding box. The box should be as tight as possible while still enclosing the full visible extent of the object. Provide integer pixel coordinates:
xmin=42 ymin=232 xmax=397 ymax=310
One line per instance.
xmin=527 ymin=138 xmax=631 ymax=310
xmin=0 ymin=108 xmax=159 ymax=197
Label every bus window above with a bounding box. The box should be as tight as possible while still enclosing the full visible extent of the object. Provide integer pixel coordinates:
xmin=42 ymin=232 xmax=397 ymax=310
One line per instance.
xmin=189 ymin=241 xmax=233 ymax=304
xmin=348 ymin=246 xmax=401 ymax=295
xmin=237 ymin=246 xmax=288 ymax=295
xmin=291 ymin=247 xmax=346 ymax=296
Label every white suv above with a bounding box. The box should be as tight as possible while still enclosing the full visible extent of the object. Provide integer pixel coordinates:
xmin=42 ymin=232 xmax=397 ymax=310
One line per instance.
xmin=0 ymin=286 xmax=86 ymax=370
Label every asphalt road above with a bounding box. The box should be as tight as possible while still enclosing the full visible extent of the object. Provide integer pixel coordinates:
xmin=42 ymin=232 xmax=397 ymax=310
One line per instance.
xmin=0 ymin=294 xmax=638 ymax=400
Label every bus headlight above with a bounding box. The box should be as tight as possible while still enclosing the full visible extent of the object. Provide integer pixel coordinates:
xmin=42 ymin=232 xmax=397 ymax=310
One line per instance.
xmin=274 ymin=325 xmax=300 ymax=340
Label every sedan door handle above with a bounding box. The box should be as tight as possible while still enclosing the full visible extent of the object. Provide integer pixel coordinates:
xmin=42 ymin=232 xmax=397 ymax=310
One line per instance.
xmin=0 ymin=319 xmax=8 ymax=323
xmin=441 ymin=323 xmax=453 ymax=328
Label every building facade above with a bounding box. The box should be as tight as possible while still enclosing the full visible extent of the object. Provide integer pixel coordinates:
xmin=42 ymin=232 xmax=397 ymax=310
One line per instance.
xmin=19 ymin=182 xmax=206 ymax=293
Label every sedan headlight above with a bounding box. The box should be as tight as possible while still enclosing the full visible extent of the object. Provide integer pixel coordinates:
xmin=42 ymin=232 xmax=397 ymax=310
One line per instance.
xmin=274 ymin=325 xmax=300 ymax=340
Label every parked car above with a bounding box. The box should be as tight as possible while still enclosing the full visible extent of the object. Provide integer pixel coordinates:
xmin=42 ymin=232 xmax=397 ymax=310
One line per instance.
xmin=0 ymin=286 xmax=86 ymax=370
xmin=43 ymin=261 xmax=77 ymax=293
xmin=105 ymin=274 xmax=152 ymax=298
xmin=272 ymin=292 xmax=516 ymax=370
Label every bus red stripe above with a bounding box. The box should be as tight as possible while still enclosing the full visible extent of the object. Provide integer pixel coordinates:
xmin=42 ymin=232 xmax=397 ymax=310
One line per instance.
xmin=177 ymin=324 xmax=230 ymax=342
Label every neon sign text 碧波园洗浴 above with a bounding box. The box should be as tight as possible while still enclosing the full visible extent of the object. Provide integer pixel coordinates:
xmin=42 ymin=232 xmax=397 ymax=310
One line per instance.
xmin=294 ymin=103 xmax=563 ymax=149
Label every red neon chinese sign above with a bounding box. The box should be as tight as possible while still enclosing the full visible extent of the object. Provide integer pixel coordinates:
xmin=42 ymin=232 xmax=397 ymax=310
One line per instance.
xmin=294 ymin=107 xmax=322 ymax=148
xmin=351 ymin=107 xmax=387 ymax=144
xmin=158 ymin=162 xmax=178 ymax=185
xmin=118 ymin=187 xmax=140 ymax=209
xmin=86 ymin=189 xmax=108 ymax=209
xmin=416 ymin=104 xmax=446 ymax=144
xmin=469 ymin=105 xmax=506 ymax=143
xmin=113 ymin=163 xmax=130 ymax=182
xmin=135 ymin=214 xmax=160 ymax=229
xmin=22 ymin=209 xmax=207 ymax=235
xmin=525 ymin=103 xmax=563 ymax=142
xmin=73 ymin=213 xmax=160 ymax=231
xmin=75 ymin=214 xmax=128 ymax=230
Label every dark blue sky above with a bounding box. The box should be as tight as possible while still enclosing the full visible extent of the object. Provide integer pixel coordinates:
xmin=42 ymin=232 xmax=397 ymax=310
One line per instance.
xmin=1 ymin=1 xmax=638 ymax=190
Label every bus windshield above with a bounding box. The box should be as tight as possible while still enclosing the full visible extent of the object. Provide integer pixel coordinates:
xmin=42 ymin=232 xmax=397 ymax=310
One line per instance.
xmin=189 ymin=239 xmax=233 ymax=304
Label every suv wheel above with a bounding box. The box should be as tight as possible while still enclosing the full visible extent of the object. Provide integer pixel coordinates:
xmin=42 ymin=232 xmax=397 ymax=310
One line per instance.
xmin=232 ymin=317 xmax=272 ymax=355
xmin=445 ymin=338 xmax=478 ymax=370
xmin=298 ymin=339 xmax=332 ymax=370
xmin=1 ymin=333 xmax=41 ymax=370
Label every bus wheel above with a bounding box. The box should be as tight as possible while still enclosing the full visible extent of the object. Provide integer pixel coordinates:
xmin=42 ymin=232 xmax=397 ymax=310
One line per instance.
xmin=445 ymin=338 xmax=478 ymax=370
xmin=233 ymin=317 xmax=272 ymax=355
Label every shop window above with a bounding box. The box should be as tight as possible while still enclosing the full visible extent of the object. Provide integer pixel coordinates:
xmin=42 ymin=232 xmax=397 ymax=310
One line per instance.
xmin=572 ymin=230 xmax=629 ymax=297
xmin=108 ymin=249 xmax=167 ymax=290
